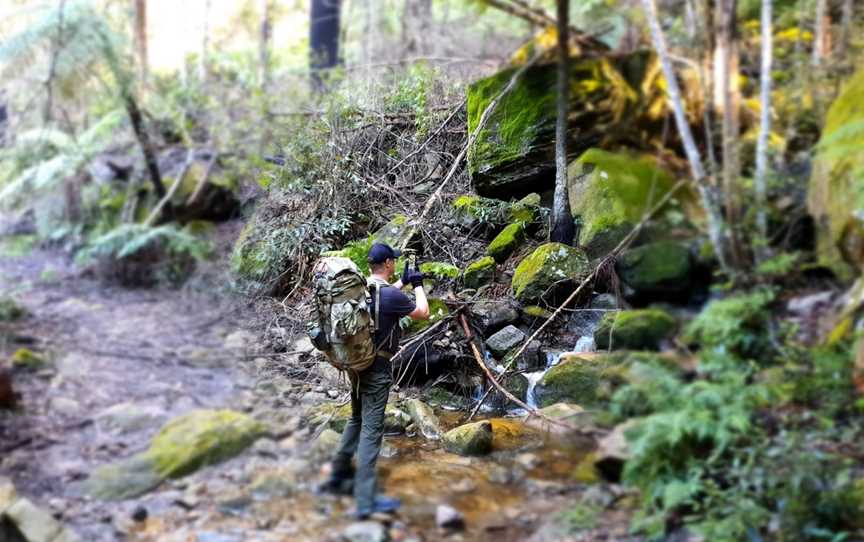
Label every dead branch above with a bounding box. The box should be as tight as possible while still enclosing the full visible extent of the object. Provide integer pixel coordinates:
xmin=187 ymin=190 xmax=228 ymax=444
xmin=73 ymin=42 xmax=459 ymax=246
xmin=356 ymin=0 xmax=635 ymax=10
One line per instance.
xmin=186 ymin=150 xmax=219 ymax=206
xmin=144 ymin=149 xmax=194 ymax=226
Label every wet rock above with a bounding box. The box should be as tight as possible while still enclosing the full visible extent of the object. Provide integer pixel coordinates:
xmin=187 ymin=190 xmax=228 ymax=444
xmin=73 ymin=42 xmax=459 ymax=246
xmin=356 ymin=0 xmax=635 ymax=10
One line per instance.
xmin=594 ymin=309 xmax=677 ymax=351
xmin=462 ymin=256 xmax=496 ymax=290
xmin=0 ymin=369 xmax=16 ymax=410
xmin=442 ymin=420 xmax=493 ymax=456
xmin=501 ymin=373 xmax=530 ymax=402
xmin=0 ymin=297 xmax=26 ymax=322
xmin=534 ymin=355 xmax=622 ymax=408
xmin=808 ymin=66 xmax=864 ymax=279
xmin=485 ymin=325 xmax=526 ymax=359
xmin=435 ymin=504 xmax=465 ymax=530
xmin=95 ymin=402 xmax=165 ymax=435
xmin=1 ymin=479 xmax=80 ymax=542
xmin=405 ymin=399 xmax=441 ymax=440
xmin=512 ymin=243 xmax=589 ymax=304
xmin=471 ymin=300 xmax=520 ymax=335
xmin=616 ymin=241 xmax=692 ymax=299
xmin=248 ymin=470 xmax=296 ymax=499
xmin=568 ymin=148 xmax=698 ymax=259
xmin=591 ymin=293 xmax=619 ymax=310
xmin=383 ymin=407 xmax=412 ymax=434
xmin=592 ymin=421 xmax=635 ymax=483
xmin=486 ymin=222 xmax=525 ymax=263
xmin=343 ymin=521 xmax=388 ymax=542
xmin=86 ymin=410 xmax=265 ymax=500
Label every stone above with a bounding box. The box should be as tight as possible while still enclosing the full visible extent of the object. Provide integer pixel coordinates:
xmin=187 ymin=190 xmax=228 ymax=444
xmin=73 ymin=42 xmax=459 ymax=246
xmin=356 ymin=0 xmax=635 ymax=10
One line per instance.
xmin=485 ymin=325 xmax=526 ymax=359
xmin=486 ymin=222 xmax=525 ymax=263
xmin=594 ymin=309 xmax=677 ymax=351
xmin=502 ymin=373 xmax=530 ymax=402
xmin=343 ymin=521 xmax=388 ymax=542
xmin=471 ymin=300 xmax=520 ymax=335
xmin=10 ymin=348 xmax=48 ymax=370
xmin=383 ymin=407 xmax=412 ymax=434
xmin=511 ymin=243 xmax=589 ymax=304
xmin=0 ymin=297 xmax=26 ymax=322
xmin=405 ymin=399 xmax=441 ymax=440
xmin=314 ymin=429 xmax=341 ymax=456
xmin=5 ymin=497 xmax=78 ymax=542
xmin=808 ymin=67 xmax=864 ymax=279
xmin=0 ymin=477 xmax=17 ymax=515
xmin=591 ymin=293 xmax=619 ymax=310
xmin=533 ymin=354 xmax=625 ymax=408
xmin=86 ymin=410 xmax=265 ymax=500
xmin=568 ymin=148 xmax=698 ymax=259
xmin=510 ymin=193 xmax=542 ymax=225
xmin=462 ymin=256 xmax=496 ymax=290
xmin=293 ymin=336 xmax=315 ymax=354
xmin=435 ymin=504 xmax=466 ymax=530
xmin=442 ymin=421 xmax=493 ymax=456
xmin=616 ymin=241 xmax=692 ymax=299
xmin=95 ymin=402 xmax=165 ymax=435
xmin=592 ymin=420 xmax=636 ymax=482
xmin=466 ymin=53 xmax=670 ymax=198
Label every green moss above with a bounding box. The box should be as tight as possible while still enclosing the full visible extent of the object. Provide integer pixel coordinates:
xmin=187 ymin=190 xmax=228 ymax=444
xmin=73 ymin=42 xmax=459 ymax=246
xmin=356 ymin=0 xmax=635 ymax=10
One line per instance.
xmin=571 ymin=452 xmax=601 ymax=483
xmin=522 ymin=305 xmax=553 ymax=320
xmin=10 ymin=348 xmax=47 ymax=370
xmin=536 ymin=355 xmax=607 ymax=407
xmin=510 ymin=193 xmax=542 ymax=224
xmin=487 ymin=222 xmax=525 ymax=263
xmin=442 ymin=421 xmax=493 ymax=456
xmin=147 ymin=410 xmax=266 ymax=479
xmin=0 ymin=297 xmax=27 ymax=322
xmin=616 ymin=241 xmax=692 ymax=295
xmin=511 ymin=243 xmax=589 ymax=303
xmin=568 ymin=149 xmax=693 ymax=258
xmin=809 ymin=67 xmax=864 ymax=279
xmin=463 ymin=256 xmax=496 ymax=289
xmin=0 ymin=235 xmax=37 ymax=257
xmin=405 ymin=298 xmax=449 ymax=334
xmin=453 ymin=195 xmax=481 ymax=214
xmin=594 ymin=309 xmax=677 ymax=351
xmin=419 ymin=261 xmax=460 ymax=280
xmin=230 ymin=221 xmax=269 ymax=279
xmin=682 ymin=289 xmax=774 ymax=357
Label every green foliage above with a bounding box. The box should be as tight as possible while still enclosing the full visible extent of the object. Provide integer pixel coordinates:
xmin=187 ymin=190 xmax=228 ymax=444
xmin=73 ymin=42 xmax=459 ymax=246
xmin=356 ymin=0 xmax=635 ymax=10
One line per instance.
xmin=558 ymin=502 xmax=601 ymax=533
xmin=385 ymin=64 xmax=439 ymax=137
xmin=609 ymin=360 xmax=685 ymax=420
xmin=682 ymin=288 xmax=775 ymax=359
xmin=755 ymin=251 xmax=802 ymax=278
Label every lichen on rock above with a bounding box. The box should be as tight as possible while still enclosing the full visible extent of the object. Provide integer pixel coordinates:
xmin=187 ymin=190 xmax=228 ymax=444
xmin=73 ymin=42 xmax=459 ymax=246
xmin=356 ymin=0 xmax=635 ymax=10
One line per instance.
xmin=511 ymin=242 xmax=589 ymax=304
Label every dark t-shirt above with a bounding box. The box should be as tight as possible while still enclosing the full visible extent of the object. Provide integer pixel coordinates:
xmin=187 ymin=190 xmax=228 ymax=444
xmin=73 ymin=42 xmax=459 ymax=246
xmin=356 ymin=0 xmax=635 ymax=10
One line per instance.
xmin=368 ymin=285 xmax=415 ymax=372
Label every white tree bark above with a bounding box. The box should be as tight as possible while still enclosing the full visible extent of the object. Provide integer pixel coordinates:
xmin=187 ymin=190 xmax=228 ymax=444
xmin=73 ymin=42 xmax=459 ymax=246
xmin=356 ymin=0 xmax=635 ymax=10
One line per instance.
xmin=812 ymin=0 xmax=827 ymax=66
xmin=640 ymin=0 xmax=730 ymax=272
xmin=199 ymin=0 xmax=211 ymax=82
xmin=755 ymin=0 xmax=773 ymax=259
xmin=551 ymin=0 xmax=574 ymax=245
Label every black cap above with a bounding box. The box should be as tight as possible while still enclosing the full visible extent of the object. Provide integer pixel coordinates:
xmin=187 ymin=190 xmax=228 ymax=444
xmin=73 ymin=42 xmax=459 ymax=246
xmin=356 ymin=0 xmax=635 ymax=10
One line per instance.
xmin=367 ymin=242 xmax=401 ymax=264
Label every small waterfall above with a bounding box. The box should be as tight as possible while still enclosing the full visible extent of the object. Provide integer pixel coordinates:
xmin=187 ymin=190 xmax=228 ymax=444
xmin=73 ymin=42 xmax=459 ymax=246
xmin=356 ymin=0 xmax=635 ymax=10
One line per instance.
xmin=574 ymin=335 xmax=595 ymax=353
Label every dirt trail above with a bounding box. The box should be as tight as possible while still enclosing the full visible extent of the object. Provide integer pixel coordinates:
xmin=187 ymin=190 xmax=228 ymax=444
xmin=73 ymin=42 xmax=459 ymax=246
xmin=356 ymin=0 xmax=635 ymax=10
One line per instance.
xmin=0 ymin=241 xmax=257 ymax=540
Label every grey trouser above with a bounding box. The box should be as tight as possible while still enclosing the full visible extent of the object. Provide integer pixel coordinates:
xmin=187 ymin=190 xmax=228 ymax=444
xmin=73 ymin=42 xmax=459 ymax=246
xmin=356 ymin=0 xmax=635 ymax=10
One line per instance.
xmin=333 ymin=364 xmax=391 ymax=514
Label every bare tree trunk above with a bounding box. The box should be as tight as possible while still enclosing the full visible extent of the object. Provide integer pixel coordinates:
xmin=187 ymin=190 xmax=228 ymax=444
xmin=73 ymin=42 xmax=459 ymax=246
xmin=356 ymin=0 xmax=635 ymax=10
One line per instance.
xmin=310 ymin=0 xmax=342 ymax=93
xmin=812 ymin=0 xmax=828 ymax=66
xmin=838 ymin=0 xmax=854 ymax=60
xmin=124 ymin=93 xmax=171 ymax=219
xmin=259 ymin=0 xmax=272 ymax=89
xmin=551 ymin=0 xmax=574 ymax=245
xmin=640 ymin=0 xmax=731 ymax=273
xmin=44 ymin=0 xmax=68 ymax=123
xmin=199 ymin=0 xmax=211 ymax=82
xmin=755 ymin=0 xmax=773 ymax=261
xmin=134 ymin=0 xmax=148 ymax=85
xmin=401 ymin=0 xmax=432 ymax=58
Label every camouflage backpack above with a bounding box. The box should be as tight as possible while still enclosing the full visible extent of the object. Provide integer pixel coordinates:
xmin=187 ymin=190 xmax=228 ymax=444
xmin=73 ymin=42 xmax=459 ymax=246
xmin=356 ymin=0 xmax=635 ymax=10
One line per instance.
xmin=307 ymin=257 xmax=380 ymax=372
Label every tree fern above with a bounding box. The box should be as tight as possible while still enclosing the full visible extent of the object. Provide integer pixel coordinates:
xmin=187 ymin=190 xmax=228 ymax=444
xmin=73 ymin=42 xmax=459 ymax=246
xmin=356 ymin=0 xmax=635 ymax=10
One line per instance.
xmin=78 ymin=223 xmax=211 ymax=263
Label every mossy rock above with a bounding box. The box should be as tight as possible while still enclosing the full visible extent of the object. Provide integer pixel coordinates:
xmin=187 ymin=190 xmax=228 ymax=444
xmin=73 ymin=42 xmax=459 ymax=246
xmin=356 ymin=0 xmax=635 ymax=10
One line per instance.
xmin=535 ymin=355 xmax=610 ymax=408
xmin=511 ymin=243 xmax=589 ymax=304
xmin=10 ymin=349 xmax=48 ymax=370
xmin=502 ymin=373 xmax=530 ymax=402
xmin=522 ymin=305 xmax=553 ymax=323
xmin=467 ymin=55 xmax=657 ymax=197
xmin=808 ymin=67 xmax=864 ymax=280
xmin=616 ymin=241 xmax=692 ymax=298
xmin=442 ymin=420 xmax=493 ymax=456
xmin=405 ymin=398 xmax=442 ymax=440
xmin=510 ymin=193 xmax=542 ymax=225
xmin=230 ymin=220 xmax=271 ymax=282
xmin=0 ymin=298 xmax=26 ymax=322
xmin=594 ymin=309 xmax=677 ymax=351
xmin=86 ymin=409 xmax=265 ymax=500
xmin=404 ymin=298 xmax=449 ymax=334
xmin=372 ymin=214 xmax=419 ymax=250
xmin=568 ymin=148 xmax=697 ymax=259
xmin=487 ymin=222 xmax=525 ymax=263
xmin=463 ymin=256 xmax=496 ymax=290
xmin=420 ymin=261 xmax=460 ymax=280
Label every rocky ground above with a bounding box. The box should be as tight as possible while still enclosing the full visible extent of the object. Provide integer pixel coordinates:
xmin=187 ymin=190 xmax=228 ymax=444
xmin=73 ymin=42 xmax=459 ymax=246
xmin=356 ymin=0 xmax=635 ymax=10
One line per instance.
xmin=0 ymin=224 xmax=636 ymax=542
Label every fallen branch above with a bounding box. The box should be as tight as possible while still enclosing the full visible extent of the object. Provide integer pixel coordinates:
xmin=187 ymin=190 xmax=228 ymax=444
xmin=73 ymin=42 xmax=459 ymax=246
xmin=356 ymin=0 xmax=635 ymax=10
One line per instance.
xmin=398 ymin=51 xmax=543 ymax=251
xmin=186 ymin=150 xmax=219 ymax=206
xmin=458 ymin=313 xmax=600 ymax=435
xmin=144 ymin=149 xmax=194 ymax=226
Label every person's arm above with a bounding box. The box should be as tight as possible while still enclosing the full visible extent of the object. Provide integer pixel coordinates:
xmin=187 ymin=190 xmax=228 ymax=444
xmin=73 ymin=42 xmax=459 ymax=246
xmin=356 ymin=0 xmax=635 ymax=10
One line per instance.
xmin=409 ymin=286 xmax=430 ymax=320
xmin=392 ymin=279 xmax=404 ymax=289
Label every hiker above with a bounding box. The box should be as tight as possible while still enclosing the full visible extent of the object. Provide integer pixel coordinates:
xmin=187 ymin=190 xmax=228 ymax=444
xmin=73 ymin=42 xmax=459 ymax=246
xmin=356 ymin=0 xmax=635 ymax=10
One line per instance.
xmin=319 ymin=242 xmax=429 ymax=519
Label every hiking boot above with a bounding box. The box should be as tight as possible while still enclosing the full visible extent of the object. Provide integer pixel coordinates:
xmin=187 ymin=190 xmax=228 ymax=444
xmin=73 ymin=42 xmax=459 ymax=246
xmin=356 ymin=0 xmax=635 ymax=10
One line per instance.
xmin=353 ymin=495 xmax=401 ymax=520
xmin=316 ymin=475 xmax=354 ymax=496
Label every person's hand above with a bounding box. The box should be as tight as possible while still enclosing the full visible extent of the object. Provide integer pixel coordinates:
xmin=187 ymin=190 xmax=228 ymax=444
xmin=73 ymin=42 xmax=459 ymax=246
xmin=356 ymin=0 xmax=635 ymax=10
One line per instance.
xmin=400 ymin=261 xmax=410 ymax=286
xmin=404 ymin=264 xmax=424 ymax=288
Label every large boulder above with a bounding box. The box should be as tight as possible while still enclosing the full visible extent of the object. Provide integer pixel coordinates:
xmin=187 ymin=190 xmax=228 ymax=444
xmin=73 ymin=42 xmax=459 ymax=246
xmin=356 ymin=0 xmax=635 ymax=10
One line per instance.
xmin=534 ymin=354 xmax=625 ymax=407
xmin=511 ymin=243 xmax=589 ymax=304
xmin=486 ymin=222 xmax=525 ymax=263
xmin=567 ymin=148 xmax=698 ymax=259
xmin=616 ymin=240 xmax=693 ymax=299
xmin=442 ymin=420 xmax=493 ymax=456
xmin=808 ymin=67 xmax=864 ymax=280
xmin=466 ymin=52 xmax=671 ymax=198
xmin=86 ymin=410 xmax=265 ymax=500
xmin=594 ymin=309 xmax=677 ymax=351
xmin=405 ymin=399 xmax=441 ymax=440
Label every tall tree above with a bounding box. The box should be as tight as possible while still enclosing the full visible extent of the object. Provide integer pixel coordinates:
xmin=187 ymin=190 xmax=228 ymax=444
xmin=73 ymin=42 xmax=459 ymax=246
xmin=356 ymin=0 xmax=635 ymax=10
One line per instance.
xmin=401 ymin=0 xmax=432 ymax=58
xmin=640 ymin=0 xmax=731 ymax=273
xmin=551 ymin=0 xmax=574 ymax=245
xmin=310 ymin=0 xmax=342 ymax=93
xmin=755 ymin=0 xmax=773 ymax=260
xmin=199 ymin=0 xmax=211 ymax=82
xmin=838 ymin=0 xmax=855 ymax=60
xmin=812 ymin=0 xmax=829 ymax=66
xmin=259 ymin=0 xmax=272 ymax=89
xmin=133 ymin=0 xmax=148 ymax=84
